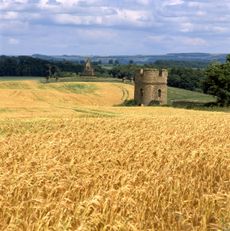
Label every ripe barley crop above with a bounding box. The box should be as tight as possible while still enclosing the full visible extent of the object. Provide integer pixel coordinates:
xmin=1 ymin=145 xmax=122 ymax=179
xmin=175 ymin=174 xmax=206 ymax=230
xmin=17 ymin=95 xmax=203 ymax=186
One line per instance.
xmin=0 ymin=109 xmax=229 ymax=231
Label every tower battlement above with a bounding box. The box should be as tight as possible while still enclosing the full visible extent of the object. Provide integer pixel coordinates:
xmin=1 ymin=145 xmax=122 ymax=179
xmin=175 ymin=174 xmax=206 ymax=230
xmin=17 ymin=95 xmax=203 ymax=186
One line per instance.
xmin=136 ymin=68 xmax=168 ymax=84
xmin=134 ymin=68 xmax=168 ymax=105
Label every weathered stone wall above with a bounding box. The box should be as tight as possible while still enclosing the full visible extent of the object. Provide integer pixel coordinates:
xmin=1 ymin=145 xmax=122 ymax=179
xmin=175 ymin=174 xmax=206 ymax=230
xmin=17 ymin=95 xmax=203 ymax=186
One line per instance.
xmin=134 ymin=68 xmax=168 ymax=105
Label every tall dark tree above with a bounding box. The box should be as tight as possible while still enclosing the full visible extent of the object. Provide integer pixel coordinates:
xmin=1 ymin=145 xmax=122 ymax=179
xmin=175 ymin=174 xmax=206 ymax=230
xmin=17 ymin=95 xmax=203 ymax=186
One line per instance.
xmin=227 ymin=54 xmax=230 ymax=63
xmin=108 ymin=59 xmax=114 ymax=65
xmin=203 ymin=57 xmax=230 ymax=106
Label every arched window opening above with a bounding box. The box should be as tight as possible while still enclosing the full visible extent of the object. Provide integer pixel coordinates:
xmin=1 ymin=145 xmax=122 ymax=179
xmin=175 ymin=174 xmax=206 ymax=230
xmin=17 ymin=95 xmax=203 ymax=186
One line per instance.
xmin=159 ymin=69 xmax=163 ymax=76
xmin=158 ymin=89 xmax=162 ymax=98
xmin=140 ymin=88 xmax=144 ymax=97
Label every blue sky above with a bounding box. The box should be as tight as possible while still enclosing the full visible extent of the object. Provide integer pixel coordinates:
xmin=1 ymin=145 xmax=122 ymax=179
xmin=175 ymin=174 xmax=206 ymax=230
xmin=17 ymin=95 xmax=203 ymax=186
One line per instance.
xmin=0 ymin=0 xmax=230 ymax=55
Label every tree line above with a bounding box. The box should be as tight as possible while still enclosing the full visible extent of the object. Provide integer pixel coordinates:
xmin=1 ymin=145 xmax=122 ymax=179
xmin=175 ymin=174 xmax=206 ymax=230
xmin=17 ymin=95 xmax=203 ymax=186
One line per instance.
xmin=109 ymin=64 xmax=205 ymax=92
xmin=0 ymin=56 xmax=207 ymax=91
xmin=0 ymin=56 xmax=84 ymax=77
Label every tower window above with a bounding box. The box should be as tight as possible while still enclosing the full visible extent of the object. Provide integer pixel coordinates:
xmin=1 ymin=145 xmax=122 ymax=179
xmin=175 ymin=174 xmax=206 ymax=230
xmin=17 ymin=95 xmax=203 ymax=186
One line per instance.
xmin=158 ymin=89 xmax=162 ymax=98
xmin=159 ymin=69 xmax=163 ymax=76
xmin=140 ymin=88 xmax=144 ymax=97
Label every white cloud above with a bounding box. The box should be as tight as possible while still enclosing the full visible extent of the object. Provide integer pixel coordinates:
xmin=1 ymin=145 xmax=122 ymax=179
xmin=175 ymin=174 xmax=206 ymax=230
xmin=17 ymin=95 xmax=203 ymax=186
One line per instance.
xmin=165 ymin=0 xmax=184 ymax=6
xmin=212 ymin=26 xmax=228 ymax=33
xmin=0 ymin=11 xmax=18 ymax=20
xmin=147 ymin=35 xmax=166 ymax=43
xmin=183 ymin=37 xmax=207 ymax=46
xmin=147 ymin=35 xmax=207 ymax=46
xmin=54 ymin=14 xmax=103 ymax=25
xmin=52 ymin=7 xmax=151 ymax=27
xmin=131 ymin=0 xmax=150 ymax=5
xmin=196 ymin=11 xmax=206 ymax=16
xmin=8 ymin=38 xmax=20 ymax=45
xmin=137 ymin=0 xmax=150 ymax=5
xmin=116 ymin=9 xmax=150 ymax=25
xmin=187 ymin=1 xmax=203 ymax=8
xmin=179 ymin=22 xmax=194 ymax=32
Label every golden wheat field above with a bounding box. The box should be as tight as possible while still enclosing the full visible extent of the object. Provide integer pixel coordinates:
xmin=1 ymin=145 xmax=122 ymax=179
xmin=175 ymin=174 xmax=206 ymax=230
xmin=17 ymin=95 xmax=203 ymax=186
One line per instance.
xmin=0 ymin=79 xmax=229 ymax=231
xmin=0 ymin=80 xmax=133 ymax=119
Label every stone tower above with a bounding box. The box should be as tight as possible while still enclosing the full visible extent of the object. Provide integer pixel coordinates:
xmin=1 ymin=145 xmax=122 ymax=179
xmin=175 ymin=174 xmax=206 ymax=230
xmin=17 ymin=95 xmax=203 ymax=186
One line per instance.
xmin=83 ymin=58 xmax=95 ymax=76
xmin=134 ymin=68 xmax=168 ymax=105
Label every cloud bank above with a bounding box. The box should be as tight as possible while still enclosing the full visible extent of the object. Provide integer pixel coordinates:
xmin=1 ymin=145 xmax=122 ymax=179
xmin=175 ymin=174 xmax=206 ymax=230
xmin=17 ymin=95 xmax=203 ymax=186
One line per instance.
xmin=0 ymin=0 xmax=230 ymax=55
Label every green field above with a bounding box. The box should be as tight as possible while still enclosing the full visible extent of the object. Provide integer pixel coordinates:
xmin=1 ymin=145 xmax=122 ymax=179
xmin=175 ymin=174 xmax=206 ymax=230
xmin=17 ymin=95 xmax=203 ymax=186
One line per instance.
xmin=168 ymin=87 xmax=216 ymax=104
xmin=0 ymin=76 xmax=43 ymax=81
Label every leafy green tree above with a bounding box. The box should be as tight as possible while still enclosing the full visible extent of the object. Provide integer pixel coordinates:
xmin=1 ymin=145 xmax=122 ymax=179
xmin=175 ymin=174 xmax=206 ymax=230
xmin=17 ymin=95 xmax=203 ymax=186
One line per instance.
xmin=168 ymin=67 xmax=205 ymax=91
xmin=203 ymin=58 xmax=230 ymax=106
xmin=129 ymin=60 xmax=134 ymax=64
xmin=227 ymin=54 xmax=230 ymax=63
xmin=109 ymin=64 xmax=139 ymax=79
xmin=114 ymin=60 xmax=119 ymax=65
xmin=108 ymin=59 xmax=113 ymax=65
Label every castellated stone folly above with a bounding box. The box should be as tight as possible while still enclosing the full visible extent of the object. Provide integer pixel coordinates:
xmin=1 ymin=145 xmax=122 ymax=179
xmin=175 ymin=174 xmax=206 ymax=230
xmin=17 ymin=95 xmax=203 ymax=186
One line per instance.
xmin=134 ymin=68 xmax=168 ymax=106
xmin=83 ymin=58 xmax=95 ymax=76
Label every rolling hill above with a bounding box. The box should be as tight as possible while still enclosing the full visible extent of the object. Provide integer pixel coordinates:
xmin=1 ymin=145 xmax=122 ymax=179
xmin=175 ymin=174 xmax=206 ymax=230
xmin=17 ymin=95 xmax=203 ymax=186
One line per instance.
xmin=32 ymin=53 xmax=227 ymax=64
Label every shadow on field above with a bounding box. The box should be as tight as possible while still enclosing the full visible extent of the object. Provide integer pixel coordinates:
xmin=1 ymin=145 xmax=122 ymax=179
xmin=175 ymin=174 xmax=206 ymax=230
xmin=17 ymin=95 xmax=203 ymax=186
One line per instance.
xmin=120 ymin=99 xmax=230 ymax=112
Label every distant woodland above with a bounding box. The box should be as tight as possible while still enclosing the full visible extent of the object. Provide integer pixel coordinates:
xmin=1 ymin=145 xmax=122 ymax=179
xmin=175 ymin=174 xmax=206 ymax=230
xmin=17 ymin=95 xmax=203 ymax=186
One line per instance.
xmin=0 ymin=55 xmax=207 ymax=91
